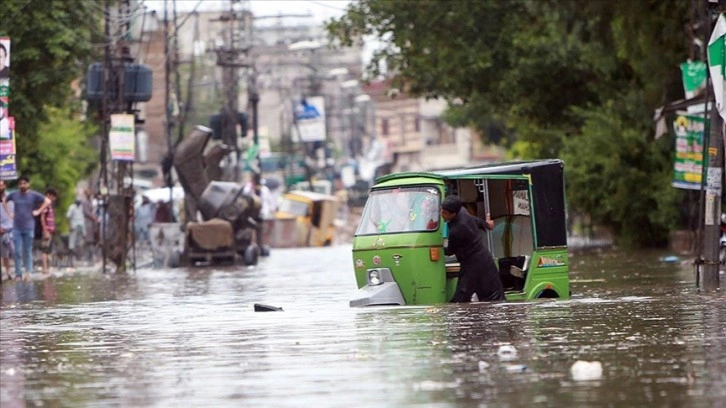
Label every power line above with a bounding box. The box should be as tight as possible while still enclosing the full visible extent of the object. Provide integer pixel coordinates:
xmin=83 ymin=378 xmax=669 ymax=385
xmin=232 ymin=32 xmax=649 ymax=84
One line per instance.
xmin=306 ymin=0 xmax=349 ymax=11
xmin=170 ymin=0 xmax=205 ymax=37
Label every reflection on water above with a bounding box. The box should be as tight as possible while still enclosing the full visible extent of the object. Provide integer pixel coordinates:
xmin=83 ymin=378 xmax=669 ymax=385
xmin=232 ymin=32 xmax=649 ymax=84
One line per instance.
xmin=1 ymin=246 xmax=724 ymax=407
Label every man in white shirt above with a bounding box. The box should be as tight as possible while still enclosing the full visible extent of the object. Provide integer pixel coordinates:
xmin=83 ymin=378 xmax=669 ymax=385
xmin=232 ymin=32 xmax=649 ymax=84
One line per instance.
xmin=66 ymin=198 xmax=85 ymax=259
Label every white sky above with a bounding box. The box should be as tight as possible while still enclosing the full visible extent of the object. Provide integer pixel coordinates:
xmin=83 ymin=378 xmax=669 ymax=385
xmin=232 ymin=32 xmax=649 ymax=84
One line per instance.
xmin=145 ymin=0 xmax=377 ymax=65
xmin=144 ymin=0 xmax=353 ymax=24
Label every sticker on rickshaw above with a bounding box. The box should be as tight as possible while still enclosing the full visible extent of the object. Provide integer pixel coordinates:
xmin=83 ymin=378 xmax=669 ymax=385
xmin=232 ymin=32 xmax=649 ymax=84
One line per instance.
xmin=538 ymin=255 xmax=566 ymax=267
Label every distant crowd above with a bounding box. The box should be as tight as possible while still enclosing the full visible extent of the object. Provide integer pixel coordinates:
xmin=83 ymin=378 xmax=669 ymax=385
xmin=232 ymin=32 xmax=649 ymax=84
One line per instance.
xmin=0 ymin=176 xmax=173 ymax=282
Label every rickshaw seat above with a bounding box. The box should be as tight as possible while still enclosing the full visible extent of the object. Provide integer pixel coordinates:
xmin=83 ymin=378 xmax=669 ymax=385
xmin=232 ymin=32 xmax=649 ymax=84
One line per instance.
xmin=498 ymin=255 xmax=529 ymax=291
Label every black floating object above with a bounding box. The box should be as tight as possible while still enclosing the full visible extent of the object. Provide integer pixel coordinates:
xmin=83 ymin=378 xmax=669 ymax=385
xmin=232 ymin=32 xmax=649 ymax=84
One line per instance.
xmin=254 ymin=303 xmax=283 ymax=312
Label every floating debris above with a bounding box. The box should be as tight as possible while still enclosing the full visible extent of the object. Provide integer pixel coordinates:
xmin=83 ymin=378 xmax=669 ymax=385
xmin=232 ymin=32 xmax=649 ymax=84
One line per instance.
xmin=254 ymin=303 xmax=283 ymax=312
xmin=504 ymin=364 xmax=528 ymax=373
xmin=497 ymin=345 xmax=518 ymax=361
xmin=570 ymin=360 xmax=603 ymax=381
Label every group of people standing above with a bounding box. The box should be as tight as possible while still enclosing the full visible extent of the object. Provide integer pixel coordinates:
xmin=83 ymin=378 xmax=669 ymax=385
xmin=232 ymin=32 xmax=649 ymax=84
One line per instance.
xmin=1 ymin=177 xmax=99 ymax=281
xmin=64 ymin=189 xmax=100 ymax=264
xmin=133 ymin=195 xmax=173 ymax=246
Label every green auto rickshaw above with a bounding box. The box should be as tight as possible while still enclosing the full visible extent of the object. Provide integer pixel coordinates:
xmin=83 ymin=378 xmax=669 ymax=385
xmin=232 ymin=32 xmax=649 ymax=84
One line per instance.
xmin=350 ymin=159 xmax=570 ymax=306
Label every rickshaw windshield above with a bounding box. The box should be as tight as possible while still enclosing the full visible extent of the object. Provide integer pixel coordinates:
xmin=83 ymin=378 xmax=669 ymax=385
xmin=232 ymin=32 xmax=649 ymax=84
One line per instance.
xmin=356 ymin=186 xmax=441 ymax=235
xmin=278 ymin=198 xmax=309 ymax=217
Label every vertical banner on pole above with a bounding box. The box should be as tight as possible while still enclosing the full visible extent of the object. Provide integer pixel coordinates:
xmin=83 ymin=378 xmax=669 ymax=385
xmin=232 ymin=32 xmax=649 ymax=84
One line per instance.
xmin=0 ymin=37 xmax=15 ymax=180
xmin=672 ymin=114 xmax=705 ymax=190
xmin=109 ymin=113 xmax=136 ymax=161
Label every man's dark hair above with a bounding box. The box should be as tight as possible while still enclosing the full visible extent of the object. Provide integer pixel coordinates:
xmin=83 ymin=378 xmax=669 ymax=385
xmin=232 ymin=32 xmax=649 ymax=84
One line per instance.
xmin=18 ymin=175 xmax=29 ymax=183
xmin=46 ymin=188 xmax=57 ymax=197
xmin=441 ymin=195 xmax=462 ymax=213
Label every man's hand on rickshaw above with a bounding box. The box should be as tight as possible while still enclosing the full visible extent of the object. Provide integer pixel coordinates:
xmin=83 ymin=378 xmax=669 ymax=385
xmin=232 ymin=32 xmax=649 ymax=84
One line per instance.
xmin=485 ymin=213 xmax=494 ymax=230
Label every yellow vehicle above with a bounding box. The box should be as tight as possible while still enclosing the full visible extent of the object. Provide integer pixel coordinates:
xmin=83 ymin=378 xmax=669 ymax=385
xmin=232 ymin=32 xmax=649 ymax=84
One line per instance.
xmin=266 ymin=190 xmax=339 ymax=247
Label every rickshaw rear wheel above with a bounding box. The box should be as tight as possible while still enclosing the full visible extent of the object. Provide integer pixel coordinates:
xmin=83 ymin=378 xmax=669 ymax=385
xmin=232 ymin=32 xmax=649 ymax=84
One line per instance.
xmin=536 ymin=289 xmax=559 ymax=299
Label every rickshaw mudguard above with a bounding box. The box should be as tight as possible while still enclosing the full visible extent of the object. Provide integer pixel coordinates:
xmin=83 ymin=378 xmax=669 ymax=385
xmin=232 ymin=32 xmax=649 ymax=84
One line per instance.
xmin=350 ymin=281 xmax=406 ymax=307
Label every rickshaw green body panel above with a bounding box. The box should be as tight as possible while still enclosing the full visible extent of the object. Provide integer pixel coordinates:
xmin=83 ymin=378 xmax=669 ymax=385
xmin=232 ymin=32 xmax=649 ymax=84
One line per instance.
xmin=353 ymin=234 xmax=447 ymax=305
xmin=351 ymin=160 xmax=571 ymax=306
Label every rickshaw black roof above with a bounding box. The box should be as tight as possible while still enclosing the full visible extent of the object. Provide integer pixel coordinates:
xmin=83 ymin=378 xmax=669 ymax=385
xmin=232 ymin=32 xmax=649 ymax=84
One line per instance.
xmin=374 ymin=159 xmax=564 ymax=184
xmin=433 ymin=159 xmax=564 ymax=179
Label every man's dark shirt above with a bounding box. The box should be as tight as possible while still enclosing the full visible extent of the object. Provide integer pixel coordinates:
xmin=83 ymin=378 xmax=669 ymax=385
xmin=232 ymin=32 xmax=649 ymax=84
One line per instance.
xmin=445 ymin=207 xmax=504 ymax=302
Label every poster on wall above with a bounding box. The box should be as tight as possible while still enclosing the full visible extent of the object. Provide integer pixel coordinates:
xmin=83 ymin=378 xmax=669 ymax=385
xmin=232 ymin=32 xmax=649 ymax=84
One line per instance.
xmin=109 ymin=113 xmax=135 ymax=161
xmin=672 ymin=114 xmax=704 ymax=190
xmin=0 ymin=37 xmax=9 ymax=93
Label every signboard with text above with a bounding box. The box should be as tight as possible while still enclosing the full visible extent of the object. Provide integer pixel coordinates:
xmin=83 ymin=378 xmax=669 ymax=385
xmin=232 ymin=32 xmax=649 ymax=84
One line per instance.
xmin=109 ymin=113 xmax=135 ymax=161
xmin=292 ymin=96 xmax=326 ymax=143
xmin=672 ymin=114 xmax=704 ymax=190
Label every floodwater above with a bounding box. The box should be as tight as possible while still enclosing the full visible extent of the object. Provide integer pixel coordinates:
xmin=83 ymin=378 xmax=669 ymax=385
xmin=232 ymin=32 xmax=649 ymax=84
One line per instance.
xmin=1 ymin=246 xmax=724 ymax=408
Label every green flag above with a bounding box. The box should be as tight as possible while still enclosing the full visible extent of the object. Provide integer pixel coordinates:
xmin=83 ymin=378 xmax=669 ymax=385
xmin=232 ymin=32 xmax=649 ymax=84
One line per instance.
xmin=708 ymin=13 xmax=726 ymax=120
xmin=681 ymin=61 xmax=707 ymax=99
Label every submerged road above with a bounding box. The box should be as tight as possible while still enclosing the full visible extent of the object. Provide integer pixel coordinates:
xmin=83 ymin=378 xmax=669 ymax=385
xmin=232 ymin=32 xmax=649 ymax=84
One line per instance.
xmin=1 ymin=245 xmax=724 ymax=407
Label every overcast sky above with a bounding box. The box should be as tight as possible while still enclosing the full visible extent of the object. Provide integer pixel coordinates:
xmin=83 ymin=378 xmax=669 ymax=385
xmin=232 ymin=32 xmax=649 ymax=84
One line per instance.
xmin=144 ymin=0 xmax=353 ymax=24
xmin=144 ymin=0 xmax=377 ymax=65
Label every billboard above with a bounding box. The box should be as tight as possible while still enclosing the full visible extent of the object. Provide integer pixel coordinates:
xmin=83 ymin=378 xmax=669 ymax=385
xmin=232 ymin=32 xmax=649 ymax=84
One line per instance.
xmin=292 ymin=96 xmax=326 ymax=143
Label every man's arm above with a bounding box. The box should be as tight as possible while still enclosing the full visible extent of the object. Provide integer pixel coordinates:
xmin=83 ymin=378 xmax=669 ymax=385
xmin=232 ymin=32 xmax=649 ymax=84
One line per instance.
xmin=1 ymin=195 xmax=12 ymax=220
xmin=475 ymin=213 xmax=494 ymax=231
xmin=32 ymin=196 xmax=51 ymax=217
xmin=0 ymin=201 xmax=11 ymax=233
xmin=444 ymin=223 xmax=459 ymax=256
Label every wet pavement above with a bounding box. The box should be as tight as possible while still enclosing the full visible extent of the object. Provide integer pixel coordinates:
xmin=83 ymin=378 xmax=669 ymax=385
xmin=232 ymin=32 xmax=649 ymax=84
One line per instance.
xmin=1 ymin=245 xmax=724 ymax=407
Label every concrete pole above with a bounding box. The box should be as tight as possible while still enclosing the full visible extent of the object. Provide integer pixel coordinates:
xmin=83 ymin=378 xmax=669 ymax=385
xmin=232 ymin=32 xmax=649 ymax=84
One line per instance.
xmin=701 ymin=104 xmax=723 ymax=291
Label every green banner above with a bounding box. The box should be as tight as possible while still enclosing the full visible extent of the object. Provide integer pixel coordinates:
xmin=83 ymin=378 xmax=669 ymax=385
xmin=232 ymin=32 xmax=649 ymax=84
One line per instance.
xmin=672 ymin=114 xmax=704 ymax=190
xmin=680 ymin=61 xmax=707 ymax=99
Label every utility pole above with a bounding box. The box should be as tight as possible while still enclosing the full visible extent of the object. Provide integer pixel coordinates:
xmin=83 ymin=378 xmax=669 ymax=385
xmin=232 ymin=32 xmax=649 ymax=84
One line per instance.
xmin=99 ymin=0 xmax=112 ymax=274
xmin=699 ymin=0 xmax=723 ymax=291
xmin=90 ymin=0 xmax=152 ymax=273
xmin=213 ymin=0 xmax=248 ymax=181
xmin=163 ymin=0 xmax=178 ymax=213
xmin=109 ymin=0 xmax=135 ymax=273
xmin=701 ymin=105 xmax=723 ymax=291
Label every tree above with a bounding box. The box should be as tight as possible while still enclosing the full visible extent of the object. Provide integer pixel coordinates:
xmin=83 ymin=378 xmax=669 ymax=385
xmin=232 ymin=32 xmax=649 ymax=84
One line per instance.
xmin=27 ymin=107 xmax=99 ymax=233
xmin=327 ymin=0 xmax=693 ymax=246
xmin=0 ymin=0 xmax=102 ymax=187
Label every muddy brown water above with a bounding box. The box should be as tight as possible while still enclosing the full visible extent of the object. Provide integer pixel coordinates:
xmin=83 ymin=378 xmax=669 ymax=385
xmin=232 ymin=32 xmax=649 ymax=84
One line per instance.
xmin=1 ymin=246 xmax=724 ymax=407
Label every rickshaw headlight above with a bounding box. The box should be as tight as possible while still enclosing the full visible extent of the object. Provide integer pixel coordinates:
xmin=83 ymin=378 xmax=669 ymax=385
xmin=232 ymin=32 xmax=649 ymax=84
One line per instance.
xmin=368 ymin=269 xmax=382 ymax=285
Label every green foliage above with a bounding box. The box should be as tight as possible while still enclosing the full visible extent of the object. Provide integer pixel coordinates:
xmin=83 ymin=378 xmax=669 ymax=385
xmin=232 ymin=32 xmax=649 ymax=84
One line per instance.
xmin=0 ymin=0 xmax=102 ymax=231
xmin=24 ymin=107 xmax=98 ymax=233
xmin=327 ymin=0 xmax=693 ymax=247
xmin=561 ymin=100 xmax=679 ymax=246
xmin=0 ymin=0 xmax=101 ymax=179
